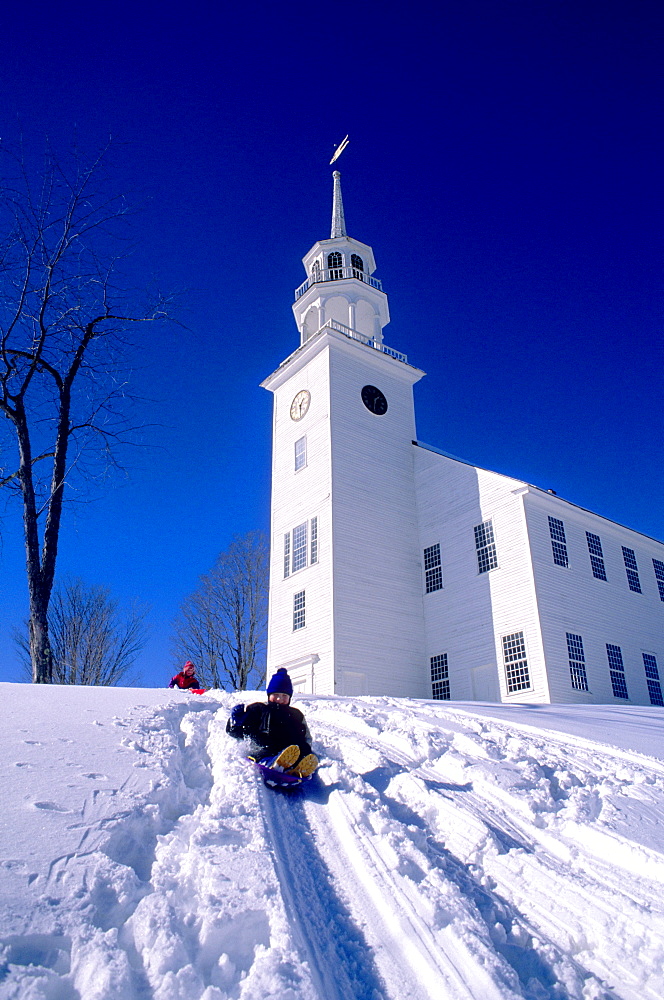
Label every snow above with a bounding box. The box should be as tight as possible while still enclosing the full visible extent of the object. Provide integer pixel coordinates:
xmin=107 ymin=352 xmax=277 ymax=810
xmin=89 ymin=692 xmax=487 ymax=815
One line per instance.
xmin=1 ymin=684 xmax=663 ymax=1000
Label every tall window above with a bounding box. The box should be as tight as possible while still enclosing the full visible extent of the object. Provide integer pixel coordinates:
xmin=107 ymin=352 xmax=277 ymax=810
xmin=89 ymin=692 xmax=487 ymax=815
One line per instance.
xmin=293 ymin=591 xmax=306 ymax=631
xmin=292 ymin=522 xmax=308 ymax=572
xmin=548 ymin=516 xmax=568 ymax=568
xmin=294 ymin=436 xmax=307 ymax=472
xmin=502 ymin=632 xmax=531 ymax=693
xmin=586 ymin=532 xmax=607 ymax=581
xmin=310 ymin=517 xmax=318 ymax=565
xmin=431 ymin=654 xmax=450 ymax=700
xmin=566 ymin=633 xmax=589 ymax=691
xmin=653 ymin=559 xmax=664 ymax=602
xmin=622 ymin=547 xmax=642 ymax=593
xmin=606 ymin=644 xmax=629 ymax=699
xmin=284 ymin=519 xmax=318 ymax=577
xmin=283 ymin=533 xmax=291 ymax=578
xmin=423 ymin=543 xmax=443 ymax=593
xmin=327 ymin=251 xmax=343 ymax=280
xmin=351 ymin=253 xmax=364 ymax=280
xmin=310 ymin=260 xmax=321 ymax=282
xmin=474 ymin=520 xmax=498 ymax=574
xmin=643 ymin=654 xmax=664 ymax=707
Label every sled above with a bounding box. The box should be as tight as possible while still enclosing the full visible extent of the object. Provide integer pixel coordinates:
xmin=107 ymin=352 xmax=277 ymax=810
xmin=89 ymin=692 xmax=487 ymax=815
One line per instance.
xmin=249 ymin=757 xmax=307 ymax=791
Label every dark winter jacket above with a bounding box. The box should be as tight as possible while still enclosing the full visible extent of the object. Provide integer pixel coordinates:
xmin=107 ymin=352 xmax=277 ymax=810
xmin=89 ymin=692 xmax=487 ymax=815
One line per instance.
xmin=169 ymin=671 xmax=200 ymax=690
xmin=226 ymin=701 xmax=312 ymax=759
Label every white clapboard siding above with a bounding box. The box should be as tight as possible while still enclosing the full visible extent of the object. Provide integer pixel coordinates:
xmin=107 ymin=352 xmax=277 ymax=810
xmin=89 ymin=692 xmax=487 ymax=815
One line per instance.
xmin=414 ymin=448 xmax=549 ymax=703
xmin=263 ymin=328 xmax=427 ymax=697
xmin=524 ymin=491 xmax=664 ymax=706
xmin=265 ymin=344 xmax=334 ymax=693
xmin=327 ymin=337 xmax=426 ymax=697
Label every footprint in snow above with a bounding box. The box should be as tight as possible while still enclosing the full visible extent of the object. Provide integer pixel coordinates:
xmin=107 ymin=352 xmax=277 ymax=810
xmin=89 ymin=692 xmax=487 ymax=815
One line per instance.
xmin=32 ymin=801 xmax=71 ymax=813
xmin=82 ymin=773 xmax=107 ymax=780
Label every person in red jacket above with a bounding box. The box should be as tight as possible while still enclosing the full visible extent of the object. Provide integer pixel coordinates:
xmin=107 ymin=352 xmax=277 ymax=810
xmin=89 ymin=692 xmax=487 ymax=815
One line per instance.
xmin=169 ymin=661 xmax=200 ymax=689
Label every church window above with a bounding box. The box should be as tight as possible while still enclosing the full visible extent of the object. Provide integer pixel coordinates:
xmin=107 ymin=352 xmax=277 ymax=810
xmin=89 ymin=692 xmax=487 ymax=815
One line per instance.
xmin=502 ymin=632 xmax=531 ymax=693
xmin=548 ymin=517 xmax=568 ymax=567
xmin=294 ymin=436 xmax=307 ymax=472
xmin=566 ymin=633 xmax=589 ymax=691
xmin=284 ymin=519 xmax=318 ymax=575
xmin=652 ymin=559 xmax=664 ymax=601
xmin=310 ymin=517 xmax=318 ymax=564
xmin=622 ymin=546 xmax=642 ymax=593
xmin=327 ymin=251 xmax=343 ymax=280
xmin=586 ymin=532 xmax=607 ymax=580
xmin=643 ymin=653 xmax=664 ymax=706
xmin=292 ymin=522 xmax=308 ymax=572
xmin=606 ymin=644 xmax=629 ymax=699
xmin=423 ymin=543 xmax=443 ymax=593
xmin=474 ymin=520 xmax=498 ymax=574
xmin=310 ymin=260 xmax=321 ymax=282
xmin=351 ymin=253 xmax=364 ymax=280
xmin=430 ymin=653 xmax=450 ymax=700
xmin=293 ymin=591 xmax=306 ymax=631
xmin=283 ymin=533 xmax=291 ymax=578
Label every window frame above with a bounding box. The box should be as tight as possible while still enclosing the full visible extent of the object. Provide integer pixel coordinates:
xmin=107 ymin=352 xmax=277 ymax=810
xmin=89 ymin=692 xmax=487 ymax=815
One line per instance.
xmin=548 ymin=516 xmax=569 ymax=568
xmin=586 ymin=531 xmax=607 ymax=581
xmin=566 ymin=632 xmax=589 ymax=691
xmin=423 ymin=543 xmax=443 ymax=593
xmin=502 ymin=631 xmax=531 ymax=694
xmin=430 ymin=653 xmax=450 ymax=700
xmin=622 ymin=546 xmax=642 ymax=593
xmin=474 ymin=520 xmax=498 ymax=574
xmin=293 ymin=591 xmax=306 ymax=631
xmin=643 ymin=653 xmax=664 ymax=707
xmin=294 ymin=435 xmax=307 ymax=472
xmin=652 ymin=559 xmax=664 ymax=602
xmin=606 ymin=643 xmax=629 ymax=699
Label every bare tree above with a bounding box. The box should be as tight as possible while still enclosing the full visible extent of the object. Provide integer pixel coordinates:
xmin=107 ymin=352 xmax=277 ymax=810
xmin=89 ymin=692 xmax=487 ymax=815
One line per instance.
xmin=15 ymin=577 xmax=149 ymax=685
xmin=0 ymin=141 xmax=168 ymax=682
xmin=172 ymin=531 xmax=269 ymax=691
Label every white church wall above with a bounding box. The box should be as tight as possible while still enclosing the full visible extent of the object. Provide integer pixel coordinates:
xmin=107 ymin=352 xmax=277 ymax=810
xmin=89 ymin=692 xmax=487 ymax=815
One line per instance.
xmin=523 ymin=492 xmax=664 ymax=706
xmin=328 ymin=337 xmax=427 ymax=697
xmin=415 ymin=449 xmax=550 ymax=703
xmin=265 ymin=345 xmax=335 ymax=694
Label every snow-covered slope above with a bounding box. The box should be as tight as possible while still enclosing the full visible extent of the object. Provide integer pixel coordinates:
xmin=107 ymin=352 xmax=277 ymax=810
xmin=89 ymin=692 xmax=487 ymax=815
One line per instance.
xmin=0 ymin=684 xmax=663 ymax=1000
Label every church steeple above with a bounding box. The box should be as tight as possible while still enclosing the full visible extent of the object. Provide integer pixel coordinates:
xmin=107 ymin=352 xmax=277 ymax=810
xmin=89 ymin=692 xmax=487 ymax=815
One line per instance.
xmin=331 ymin=170 xmax=347 ymax=238
xmin=292 ymin=172 xmax=391 ymax=349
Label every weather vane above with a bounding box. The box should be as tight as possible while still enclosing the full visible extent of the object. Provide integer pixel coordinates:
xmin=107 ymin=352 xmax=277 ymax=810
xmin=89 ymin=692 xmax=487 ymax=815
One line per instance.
xmin=330 ymin=135 xmax=349 ymax=165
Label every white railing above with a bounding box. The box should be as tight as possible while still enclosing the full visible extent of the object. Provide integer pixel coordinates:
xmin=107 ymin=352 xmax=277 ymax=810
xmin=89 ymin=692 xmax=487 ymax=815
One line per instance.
xmin=295 ymin=267 xmax=383 ymax=300
xmin=309 ymin=318 xmax=407 ymax=364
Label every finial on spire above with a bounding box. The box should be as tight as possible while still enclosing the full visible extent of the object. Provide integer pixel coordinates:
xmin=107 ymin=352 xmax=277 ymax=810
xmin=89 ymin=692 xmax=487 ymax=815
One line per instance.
xmin=331 ymin=170 xmax=347 ymax=239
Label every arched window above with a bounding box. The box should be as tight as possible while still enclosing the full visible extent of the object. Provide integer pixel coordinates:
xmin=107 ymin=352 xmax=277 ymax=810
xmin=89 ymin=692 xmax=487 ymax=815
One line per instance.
xmin=327 ymin=251 xmax=343 ymax=280
xmin=351 ymin=254 xmax=364 ymax=280
xmin=310 ymin=260 xmax=321 ymax=283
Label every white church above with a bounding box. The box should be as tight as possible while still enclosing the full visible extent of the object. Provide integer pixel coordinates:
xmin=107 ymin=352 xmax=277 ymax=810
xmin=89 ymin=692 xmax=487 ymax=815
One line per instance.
xmin=261 ymin=172 xmax=664 ymax=706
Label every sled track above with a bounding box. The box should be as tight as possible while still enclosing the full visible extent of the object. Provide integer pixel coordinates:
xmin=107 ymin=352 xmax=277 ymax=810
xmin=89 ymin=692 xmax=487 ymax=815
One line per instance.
xmin=310 ymin=709 xmax=664 ymax=1000
xmin=259 ymin=787 xmax=387 ymax=1000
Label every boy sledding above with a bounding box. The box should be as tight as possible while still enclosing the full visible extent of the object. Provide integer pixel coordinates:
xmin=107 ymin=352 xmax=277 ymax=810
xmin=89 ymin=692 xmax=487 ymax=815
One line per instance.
xmin=226 ymin=667 xmax=318 ymax=780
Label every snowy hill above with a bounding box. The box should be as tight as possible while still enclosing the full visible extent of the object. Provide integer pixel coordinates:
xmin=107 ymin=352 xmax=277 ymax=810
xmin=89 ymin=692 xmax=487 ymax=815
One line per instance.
xmin=1 ymin=684 xmax=663 ymax=1000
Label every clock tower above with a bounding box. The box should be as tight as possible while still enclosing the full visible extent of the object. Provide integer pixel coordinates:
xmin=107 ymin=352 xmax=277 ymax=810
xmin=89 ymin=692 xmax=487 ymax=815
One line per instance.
xmin=261 ymin=173 xmax=427 ymax=697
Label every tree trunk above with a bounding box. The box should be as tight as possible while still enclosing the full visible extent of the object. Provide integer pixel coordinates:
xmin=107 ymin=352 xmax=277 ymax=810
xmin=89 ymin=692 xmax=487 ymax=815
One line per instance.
xmin=29 ymin=605 xmax=52 ymax=684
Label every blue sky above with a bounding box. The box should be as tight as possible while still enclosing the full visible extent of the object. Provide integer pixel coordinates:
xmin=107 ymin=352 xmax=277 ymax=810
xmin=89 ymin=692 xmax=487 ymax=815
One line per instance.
xmin=0 ymin=1 xmax=661 ymax=687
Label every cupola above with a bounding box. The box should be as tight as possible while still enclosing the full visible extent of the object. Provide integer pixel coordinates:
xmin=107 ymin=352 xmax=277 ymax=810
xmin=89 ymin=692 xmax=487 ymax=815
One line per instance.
xmin=292 ymin=172 xmax=390 ymax=347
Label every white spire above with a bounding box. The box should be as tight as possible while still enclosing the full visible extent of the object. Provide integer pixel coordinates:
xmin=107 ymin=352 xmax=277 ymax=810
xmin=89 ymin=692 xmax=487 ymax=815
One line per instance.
xmin=331 ymin=170 xmax=347 ymax=239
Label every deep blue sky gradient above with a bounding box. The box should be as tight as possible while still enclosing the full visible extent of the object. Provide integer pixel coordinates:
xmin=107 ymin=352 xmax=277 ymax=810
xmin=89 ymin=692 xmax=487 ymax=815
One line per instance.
xmin=0 ymin=1 xmax=662 ymax=685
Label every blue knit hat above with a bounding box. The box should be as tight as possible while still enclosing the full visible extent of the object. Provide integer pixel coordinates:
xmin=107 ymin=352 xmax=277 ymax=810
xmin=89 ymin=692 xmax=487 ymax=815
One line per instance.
xmin=267 ymin=667 xmax=293 ymax=698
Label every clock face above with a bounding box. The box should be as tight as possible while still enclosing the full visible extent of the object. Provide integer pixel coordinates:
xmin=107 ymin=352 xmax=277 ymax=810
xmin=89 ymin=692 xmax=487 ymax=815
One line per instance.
xmin=290 ymin=389 xmax=311 ymax=421
xmin=361 ymin=384 xmax=388 ymax=415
